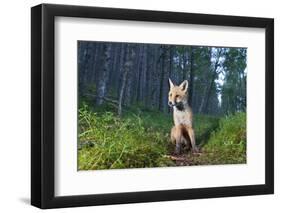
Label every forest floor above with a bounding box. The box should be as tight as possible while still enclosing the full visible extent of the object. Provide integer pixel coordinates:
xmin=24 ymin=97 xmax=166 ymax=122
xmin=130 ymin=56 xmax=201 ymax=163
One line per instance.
xmin=78 ymin=101 xmax=246 ymax=170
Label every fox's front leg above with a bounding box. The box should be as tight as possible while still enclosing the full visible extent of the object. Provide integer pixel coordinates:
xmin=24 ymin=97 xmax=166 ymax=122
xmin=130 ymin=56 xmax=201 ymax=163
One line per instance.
xmin=186 ymin=127 xmax=198 ymax=153
xmin=175 ymin=141 xmax=181 ymax=155
xmin=171 ymin=126 xmax=182 ymax=155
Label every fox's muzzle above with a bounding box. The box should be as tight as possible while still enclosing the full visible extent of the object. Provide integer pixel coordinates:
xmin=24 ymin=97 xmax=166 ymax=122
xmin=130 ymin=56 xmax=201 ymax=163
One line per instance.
xmin=168 ymin=101 xmax=184 ymax=111
xmin=168 ymin=101 xmax=179 ymax=107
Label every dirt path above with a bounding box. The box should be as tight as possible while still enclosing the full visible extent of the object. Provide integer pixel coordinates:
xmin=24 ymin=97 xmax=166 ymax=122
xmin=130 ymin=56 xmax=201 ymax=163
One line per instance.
xmin=167 ymin=152 xmax=203 ymax=166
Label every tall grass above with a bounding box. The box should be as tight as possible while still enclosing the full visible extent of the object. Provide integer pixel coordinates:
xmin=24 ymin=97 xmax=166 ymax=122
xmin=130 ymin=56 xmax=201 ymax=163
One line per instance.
xmin=78 ymin=102 xmax=246 ymax=170
xmin=188 ymin=112 xmax=246 ymax=165
xmin=78 ymin=103 xmax=174 ymax=170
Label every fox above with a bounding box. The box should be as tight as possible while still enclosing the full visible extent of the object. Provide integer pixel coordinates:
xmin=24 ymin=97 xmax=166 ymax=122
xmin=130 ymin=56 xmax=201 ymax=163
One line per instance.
xmin=168 ymin=78 xmax=198 ymax=155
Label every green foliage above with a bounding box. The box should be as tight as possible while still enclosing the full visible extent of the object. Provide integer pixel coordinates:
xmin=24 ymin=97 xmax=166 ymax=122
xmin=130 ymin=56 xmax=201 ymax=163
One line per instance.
xmin=190 ymin=112 xmax=246 ymax=165
xmin=78 ymin=102 xmax=246 ymax=170
xmin=208 ymin=112 xmax=246 ymax=147
xmin=193 ymin=115 xmax=219 ymax=144
xmin=221 ymin=48 xmax=247 ymax=114
xmin=78 ymin=103 xmax=174 ymax=170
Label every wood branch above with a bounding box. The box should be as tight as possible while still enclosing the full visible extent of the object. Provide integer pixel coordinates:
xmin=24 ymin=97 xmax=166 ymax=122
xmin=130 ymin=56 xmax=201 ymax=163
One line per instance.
xmin=84 ymin=93 xmax=133 ymax=114
xmin=84 ymin=93 xmax=119 ymax=105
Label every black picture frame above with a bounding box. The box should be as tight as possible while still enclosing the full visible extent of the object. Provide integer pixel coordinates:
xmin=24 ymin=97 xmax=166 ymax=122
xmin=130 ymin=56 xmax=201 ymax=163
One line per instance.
xmin=31 ymin=3 xmax=274 ymax=209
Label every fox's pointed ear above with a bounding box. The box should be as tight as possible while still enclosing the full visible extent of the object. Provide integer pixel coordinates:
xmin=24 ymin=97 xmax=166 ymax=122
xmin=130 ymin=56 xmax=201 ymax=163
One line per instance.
xmin=169 ymin=78 xmax=174 ymax=88
xmin=179 ymin=80 xmax=188 ymax=92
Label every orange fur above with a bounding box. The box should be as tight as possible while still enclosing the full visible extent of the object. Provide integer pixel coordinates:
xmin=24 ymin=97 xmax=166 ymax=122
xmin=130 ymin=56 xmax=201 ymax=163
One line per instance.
xmin=168 ymin=79 xmax=198 ymax=154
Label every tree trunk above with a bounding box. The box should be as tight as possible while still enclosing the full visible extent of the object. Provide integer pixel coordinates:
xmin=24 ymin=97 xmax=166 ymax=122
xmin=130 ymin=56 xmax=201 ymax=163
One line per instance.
xmin=117 ymin=44 xmax=126 ymax=97
xmin=199 ymin=48 xmax=221 ymax=113
xmin=158 ymin=46 xmax=165 ymax=111
xmin=188 ymin=47 xmax=195 ymax=106
xmin=118 ymin=44 xmax=136 ymax=116
xmin=96 ymin=43 xmax=112 ymax=105
xmin=151 ymin=46 xmax=160 ymax=108
xmin=158 ymin=46 xmax=170 ymax=113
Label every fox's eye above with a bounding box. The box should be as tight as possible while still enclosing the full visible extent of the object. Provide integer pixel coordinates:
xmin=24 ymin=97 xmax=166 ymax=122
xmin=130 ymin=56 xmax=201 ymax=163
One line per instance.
xmin=175 ymin=95 xmax=179 ymax=98
xmin=169 ymin=93 xmax=172 ymax=97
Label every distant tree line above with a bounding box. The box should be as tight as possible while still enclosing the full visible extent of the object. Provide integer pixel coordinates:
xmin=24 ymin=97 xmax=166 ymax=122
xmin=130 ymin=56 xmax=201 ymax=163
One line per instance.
xmin=78 ymin=41 xmax=247 ymax=116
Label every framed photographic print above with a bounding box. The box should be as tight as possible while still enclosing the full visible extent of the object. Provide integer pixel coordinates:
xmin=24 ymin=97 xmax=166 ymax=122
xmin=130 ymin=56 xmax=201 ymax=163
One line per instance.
xmin=31 ymin=3 xmax=274 ymax=209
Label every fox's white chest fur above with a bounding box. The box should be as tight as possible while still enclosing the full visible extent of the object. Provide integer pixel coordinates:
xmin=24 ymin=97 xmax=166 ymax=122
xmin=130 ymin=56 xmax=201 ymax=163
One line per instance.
xmin=173 ymin=106 xmax=192 ymax=127
xmin=169 ymin=79 xmax=198 ymax=153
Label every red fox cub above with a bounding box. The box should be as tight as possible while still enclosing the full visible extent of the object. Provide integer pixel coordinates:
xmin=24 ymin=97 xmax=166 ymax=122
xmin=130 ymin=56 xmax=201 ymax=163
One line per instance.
xmin=168 ymin=79 xmax=198 ymax=154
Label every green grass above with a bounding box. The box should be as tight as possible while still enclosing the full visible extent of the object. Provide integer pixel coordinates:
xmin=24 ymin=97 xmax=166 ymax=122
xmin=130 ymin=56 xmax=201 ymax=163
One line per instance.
xmin=78 ymin=103 xmax=174 ymax=170
xmin=78 ymin=102 xmax=246 ymax=170
xmin=188 ymin=112 xmax=246 ymax=165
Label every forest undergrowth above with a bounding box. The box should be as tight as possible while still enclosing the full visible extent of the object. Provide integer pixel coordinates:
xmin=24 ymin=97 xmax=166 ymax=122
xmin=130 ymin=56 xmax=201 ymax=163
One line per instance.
xmin=78 ymin=102 xmax=246 ymax=170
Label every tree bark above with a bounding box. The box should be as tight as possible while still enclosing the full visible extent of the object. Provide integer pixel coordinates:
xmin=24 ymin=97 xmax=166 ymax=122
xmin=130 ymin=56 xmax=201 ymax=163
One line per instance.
xmin=96 ymin=43 xmax=112 ymax=105
xmin=199 ymin=48 xmax=221 ymax=113
xmin=188 ymin=47 xmax=195 ymax=106
xmin=118 ymin=44 xmax=136 ymax=116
